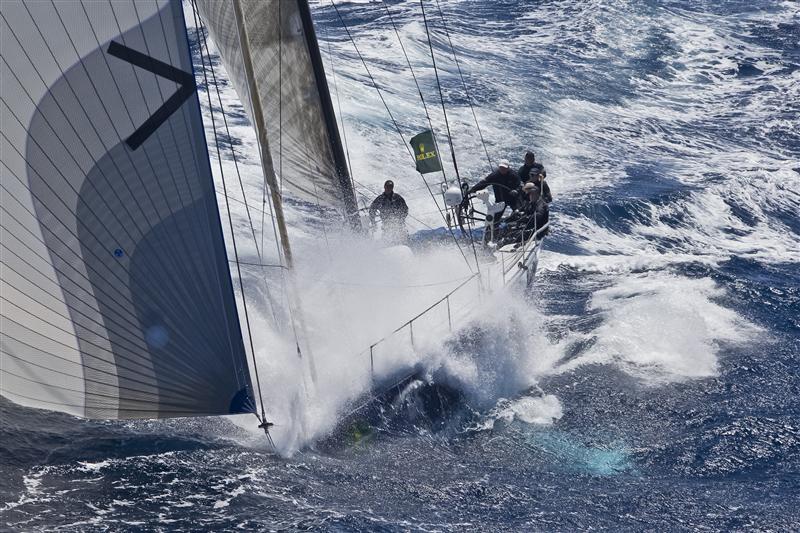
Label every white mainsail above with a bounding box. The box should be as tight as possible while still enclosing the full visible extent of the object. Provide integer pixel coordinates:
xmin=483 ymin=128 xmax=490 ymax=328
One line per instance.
xmin=194 ymin=0 xmax=359 ymax=241
xmin=1 ymin=0 xmax=256 ymax=418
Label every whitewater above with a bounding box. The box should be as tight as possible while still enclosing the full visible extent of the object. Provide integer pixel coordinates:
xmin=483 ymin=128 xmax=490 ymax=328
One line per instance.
xmin=2 ymin=0 xmax=799 ymax=530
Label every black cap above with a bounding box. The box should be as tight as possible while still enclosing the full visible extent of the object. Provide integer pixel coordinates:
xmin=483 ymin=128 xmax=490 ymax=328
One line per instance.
xmin=384 ymin=180 xmax=394 ymax=187
xmin=525 ymin=151 xmax=535 ymax=160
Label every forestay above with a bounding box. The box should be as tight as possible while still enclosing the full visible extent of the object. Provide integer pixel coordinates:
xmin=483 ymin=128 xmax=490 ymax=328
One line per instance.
xmin=0 ymin=0 xmax=256 ymax=419
xmin=194 ymin=0 xmax=358 ymax=222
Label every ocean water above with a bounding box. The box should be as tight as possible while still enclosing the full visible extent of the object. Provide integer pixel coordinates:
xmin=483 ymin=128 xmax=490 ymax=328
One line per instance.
xmin=2 ymin=0 xmax=799 ymax=530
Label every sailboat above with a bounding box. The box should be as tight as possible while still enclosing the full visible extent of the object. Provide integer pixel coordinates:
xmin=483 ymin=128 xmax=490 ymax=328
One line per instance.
xmin=0 ymin=0 xmax=547 ymax=441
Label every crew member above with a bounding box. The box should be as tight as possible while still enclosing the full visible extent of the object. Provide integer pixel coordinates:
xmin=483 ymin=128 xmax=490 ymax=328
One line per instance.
xmin=522 ymin=181 xmax=549 ymax=231
xmin=468 ymin=159 xmax=521 ymax=209
xmin=369 ymin=180 xmax=409 ymax=241
xmin=521 ymin=171 xmax=552 ymax=206
xmin=518 ymin=151 xmax=546 ymax=183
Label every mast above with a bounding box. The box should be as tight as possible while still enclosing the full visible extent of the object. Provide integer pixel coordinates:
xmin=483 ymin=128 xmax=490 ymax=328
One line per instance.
xmin=232 ymin=0 xmax=294 ymax=267
xmin=296 ymin=0 xmax=361 ymax=229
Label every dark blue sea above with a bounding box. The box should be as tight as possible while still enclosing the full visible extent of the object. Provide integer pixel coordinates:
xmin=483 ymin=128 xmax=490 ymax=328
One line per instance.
xmin=2 ymin=0 xmax=799 ymax=530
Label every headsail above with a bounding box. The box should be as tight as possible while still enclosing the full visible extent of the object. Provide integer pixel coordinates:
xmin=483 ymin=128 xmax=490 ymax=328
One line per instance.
xmin=194 ymin=0 xmax=360 ymax=235
xmin=0 ymin=0 xmax=255 ymax=418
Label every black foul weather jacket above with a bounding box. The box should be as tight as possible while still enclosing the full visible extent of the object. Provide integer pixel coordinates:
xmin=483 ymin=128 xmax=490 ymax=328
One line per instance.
xmin=519 ymin=180 xmax=553 ymax=209
xmin=518 ymin=162 xmax=546 ymax=182
xmin=523 ymin=197 xmax=549 ymax=231
xmin=369 ymin=192 xmax=409 ymax=222
xmin=469 ymin=169 xmax=521 ymax=209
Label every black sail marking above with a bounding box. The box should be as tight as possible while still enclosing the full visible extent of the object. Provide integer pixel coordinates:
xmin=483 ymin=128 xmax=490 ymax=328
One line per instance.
xmin=106 ymin=40 xmax=197 ymax=150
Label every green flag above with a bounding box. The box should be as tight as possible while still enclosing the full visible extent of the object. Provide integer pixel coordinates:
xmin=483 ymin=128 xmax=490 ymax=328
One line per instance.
xmin=409 ymin=130 xmax=442 ymax=174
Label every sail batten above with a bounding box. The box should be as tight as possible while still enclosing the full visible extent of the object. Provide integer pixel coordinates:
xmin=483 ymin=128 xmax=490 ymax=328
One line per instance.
xmin=1 ymin=0 xmax=256 ymax=419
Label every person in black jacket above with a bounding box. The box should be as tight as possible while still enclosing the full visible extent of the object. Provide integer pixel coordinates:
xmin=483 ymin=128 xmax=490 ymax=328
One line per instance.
xmin=497 ymin=181 xmax=549 ymax=247
xmin=369 ymin=180 xmax=409 ymax=241
xmin=468 ymin=159 xmax=521 ymax=209
xmin=522 ymin=181 xmax=549 ymax=232
xmin=520 ymin=171 xmax=552 ymax=207
xmin=518 ymin=151 xmax=546 ymax=183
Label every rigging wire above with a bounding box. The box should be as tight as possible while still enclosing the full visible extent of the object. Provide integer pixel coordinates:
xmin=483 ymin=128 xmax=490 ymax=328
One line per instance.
xmin=432 ymin=0 xmax=493 ymax=171
xmin=327 ymin=0 xmax=475 ymax=273
xmin=327 ymin=1 xmax=410 ymax=160
xmin=379 ymin=0 xmax=446 ymax=182
xmin=278 ymin=0 xmax=284 ymax=195
xmin=305 ymin=141 xmax=334 ymax=256
xmin=216 ymin=187 xmax=275 ymax=220
xmin=325 ymin=25 xmax=358 ymax=200
xmin=378 ymin=0 xmax=485 ymax=260
xmin=190 ymin=1 xmax=271 ymax=436
xmin=418 ymin=0 xmax=460 ymax=182
xmin=258 ymin=6 xmax=271 ymax=311
xmin=231 ymin=259 xmax=287 ymax=269
xmin=417 ymin=0 xmax=483 ymax=280
xmin=193 ymin=3 xmax=280 ymax=327
xmin=277 ymin=1 xmax=310 ymax=372
xmin=324 ymin=273 xmax=475 ymax=289
xmin=224 ymin=0 xmax=310 ymax=388
xmin=378 ymin=0 xmax=478 ymax=256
